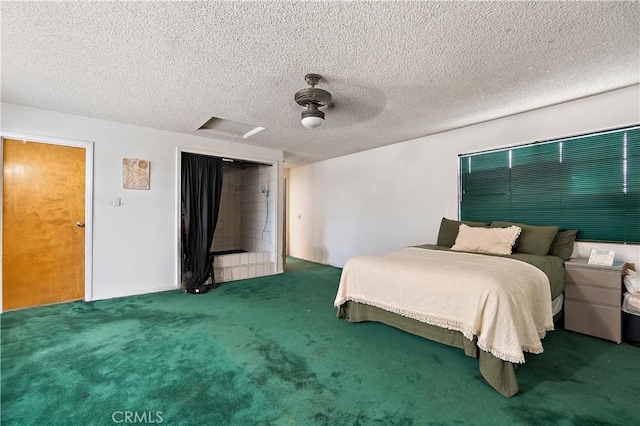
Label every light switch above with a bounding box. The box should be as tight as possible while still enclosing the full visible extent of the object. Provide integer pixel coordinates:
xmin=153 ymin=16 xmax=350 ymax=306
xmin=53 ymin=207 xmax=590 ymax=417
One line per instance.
xmin=110 ymin=197 xmax=122 ymax=207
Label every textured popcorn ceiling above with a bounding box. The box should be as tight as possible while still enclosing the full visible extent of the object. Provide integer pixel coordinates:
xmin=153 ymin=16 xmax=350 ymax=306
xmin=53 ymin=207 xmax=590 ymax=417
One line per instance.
xmin=1 ymin=1 xmax=638 ymax=168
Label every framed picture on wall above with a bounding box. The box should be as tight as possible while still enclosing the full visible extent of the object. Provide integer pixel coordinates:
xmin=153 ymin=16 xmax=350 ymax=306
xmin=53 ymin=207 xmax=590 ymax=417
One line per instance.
xmin=123 ymin=158 xmax=150 ymax=190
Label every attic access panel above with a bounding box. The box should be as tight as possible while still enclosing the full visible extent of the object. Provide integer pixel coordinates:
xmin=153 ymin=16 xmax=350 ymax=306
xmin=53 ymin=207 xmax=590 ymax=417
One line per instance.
xmin=197 ymin=116 xmax=265 ymax=139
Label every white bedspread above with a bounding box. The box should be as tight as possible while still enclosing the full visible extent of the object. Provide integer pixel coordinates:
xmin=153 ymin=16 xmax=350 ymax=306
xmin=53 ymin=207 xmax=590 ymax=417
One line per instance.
xmin=334 ymin=248 xmax=554 ymax=363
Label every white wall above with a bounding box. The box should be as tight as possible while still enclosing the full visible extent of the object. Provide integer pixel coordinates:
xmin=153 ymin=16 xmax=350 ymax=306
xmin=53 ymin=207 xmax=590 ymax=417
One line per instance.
xmin=289 ymin=85 xmax=640 ymax=268
xmin=1 ymin=103 xmax=284 ymax=302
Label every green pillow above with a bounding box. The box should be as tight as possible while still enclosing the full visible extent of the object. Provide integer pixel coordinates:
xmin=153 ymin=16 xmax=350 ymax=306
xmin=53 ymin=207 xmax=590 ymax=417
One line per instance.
xmin=549 ymin=229 xmax=578 ymax=260
xmin=437 ymin=217 xmax=489 ymax=248
xmin=490 ymin=221 xmax=559 ymax=256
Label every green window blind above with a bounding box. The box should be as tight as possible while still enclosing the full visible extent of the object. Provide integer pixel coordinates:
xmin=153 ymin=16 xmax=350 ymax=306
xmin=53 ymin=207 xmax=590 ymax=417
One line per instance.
xmin=459 ymin=126 xmax=640 ymax=243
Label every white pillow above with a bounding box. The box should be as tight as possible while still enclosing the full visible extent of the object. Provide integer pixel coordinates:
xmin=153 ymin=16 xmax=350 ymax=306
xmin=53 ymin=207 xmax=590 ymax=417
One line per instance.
xmin=451 ymin=224 xmax=521 ymax=255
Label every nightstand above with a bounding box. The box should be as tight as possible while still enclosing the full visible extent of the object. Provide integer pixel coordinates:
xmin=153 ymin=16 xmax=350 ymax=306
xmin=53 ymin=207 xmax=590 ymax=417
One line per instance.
xmin=564 ymin=258 xmax=628 ymax=343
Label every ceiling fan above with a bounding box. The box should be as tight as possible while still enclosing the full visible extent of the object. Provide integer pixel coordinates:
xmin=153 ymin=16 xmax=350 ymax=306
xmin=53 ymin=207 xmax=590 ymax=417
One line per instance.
xmin=294 ymin=73 xmax=332 ymax=129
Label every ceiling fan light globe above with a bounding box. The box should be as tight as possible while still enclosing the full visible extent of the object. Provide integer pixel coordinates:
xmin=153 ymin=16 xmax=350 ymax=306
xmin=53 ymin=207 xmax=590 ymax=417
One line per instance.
xmin=301 ymin=107 xmax=325 ymax=129
xmin=301 ymin=116 xmax=324 ymax=129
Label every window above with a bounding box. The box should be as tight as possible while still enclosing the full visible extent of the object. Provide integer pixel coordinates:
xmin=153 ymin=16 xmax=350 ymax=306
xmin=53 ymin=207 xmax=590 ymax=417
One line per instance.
xmin=459 ymin=126 xmax=640 ymax=243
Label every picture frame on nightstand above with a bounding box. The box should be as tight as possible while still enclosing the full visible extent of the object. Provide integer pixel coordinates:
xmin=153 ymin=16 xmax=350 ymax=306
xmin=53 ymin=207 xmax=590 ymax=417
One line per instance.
xmin=588 ymin=249 xmax=615 ymax=266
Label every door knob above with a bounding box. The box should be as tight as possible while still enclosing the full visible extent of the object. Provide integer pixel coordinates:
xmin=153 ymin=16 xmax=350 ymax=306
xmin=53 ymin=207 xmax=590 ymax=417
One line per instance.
xmin=76 ymin=221 xmax=85 ymax=228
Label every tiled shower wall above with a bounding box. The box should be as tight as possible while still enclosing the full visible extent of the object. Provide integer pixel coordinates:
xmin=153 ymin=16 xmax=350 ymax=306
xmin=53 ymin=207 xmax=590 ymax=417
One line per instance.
xmin=211 ymin=162 xmax=275 ymax=257
xmin=211 ymin=163 xmax=242 ymax=253
xmin=241 ymin=164 xmax=276 ymax=254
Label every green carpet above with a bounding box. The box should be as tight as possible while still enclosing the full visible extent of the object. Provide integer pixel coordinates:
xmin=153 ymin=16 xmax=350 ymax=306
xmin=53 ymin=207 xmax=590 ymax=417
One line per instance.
xmin=1 ymin=257 xmax=638 ymax=425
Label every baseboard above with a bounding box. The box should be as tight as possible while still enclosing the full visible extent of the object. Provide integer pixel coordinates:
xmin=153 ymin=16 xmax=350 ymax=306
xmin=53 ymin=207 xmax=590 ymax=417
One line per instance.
xmin=88 ymin=284 xmax=179 ymax=302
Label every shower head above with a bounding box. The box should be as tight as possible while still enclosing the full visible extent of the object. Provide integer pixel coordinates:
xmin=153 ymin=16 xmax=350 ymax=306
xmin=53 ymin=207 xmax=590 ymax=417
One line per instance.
xmin=261 ymin=187 xmax=269 ymax=197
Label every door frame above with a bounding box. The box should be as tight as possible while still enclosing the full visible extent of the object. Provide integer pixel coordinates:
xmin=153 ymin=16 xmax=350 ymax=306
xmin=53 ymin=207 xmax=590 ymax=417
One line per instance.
xmin=1 ymin=131 xmax=94 ymax=312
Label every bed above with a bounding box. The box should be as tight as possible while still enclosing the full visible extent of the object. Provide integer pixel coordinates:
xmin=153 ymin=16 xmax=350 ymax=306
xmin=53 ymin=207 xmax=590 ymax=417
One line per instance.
xmin=334 ymin=218 xmax=577 ymax=397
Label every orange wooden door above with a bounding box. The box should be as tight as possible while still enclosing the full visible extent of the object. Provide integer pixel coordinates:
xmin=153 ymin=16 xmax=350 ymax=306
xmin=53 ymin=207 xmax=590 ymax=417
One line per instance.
xmin=3 ymin=138 xmax=85 ymax=310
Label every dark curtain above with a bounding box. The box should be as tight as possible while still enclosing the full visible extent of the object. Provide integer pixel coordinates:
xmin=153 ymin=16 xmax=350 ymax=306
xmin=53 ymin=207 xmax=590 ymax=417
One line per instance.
xmin=181 ymin=152 xmax=223 ymax=294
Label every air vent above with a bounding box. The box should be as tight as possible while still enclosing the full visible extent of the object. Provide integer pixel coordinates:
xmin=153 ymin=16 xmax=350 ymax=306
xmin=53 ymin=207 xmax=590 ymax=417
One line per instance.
xmin=197 ymin=116 xmax=265 ymax=139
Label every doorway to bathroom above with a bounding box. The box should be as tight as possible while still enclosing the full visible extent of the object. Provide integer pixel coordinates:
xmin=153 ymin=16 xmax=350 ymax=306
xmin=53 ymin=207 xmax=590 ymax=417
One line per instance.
xmin=179 ymin=150 xmax=278 ymax=289
xmin=210 ymin=158 xmax=276 ymax=282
